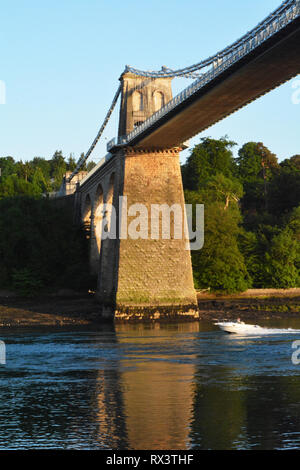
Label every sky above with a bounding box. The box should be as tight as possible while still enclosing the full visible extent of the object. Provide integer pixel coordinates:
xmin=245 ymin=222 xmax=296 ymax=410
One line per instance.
xmin=0 ymin=0 xmax=299 ymax=165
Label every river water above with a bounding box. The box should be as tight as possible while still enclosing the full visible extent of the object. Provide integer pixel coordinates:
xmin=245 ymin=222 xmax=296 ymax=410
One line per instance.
xmin=0 ymin=319 xmax=300 ymax=450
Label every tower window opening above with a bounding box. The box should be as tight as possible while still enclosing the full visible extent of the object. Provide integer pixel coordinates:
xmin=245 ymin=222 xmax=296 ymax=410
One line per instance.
xmin=133 ymin=91 xmax=144 ymax=111
xmin=153 ymin=91 xmax=165 ymax=111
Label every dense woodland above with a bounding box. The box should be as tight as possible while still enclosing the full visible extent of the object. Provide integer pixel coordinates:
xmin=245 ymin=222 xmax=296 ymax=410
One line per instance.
xmin=182 ymin=138 xmax=300 ymax=292
xmin=0 ymin=151 xmax=96 ymax=295
xmin=0 ymin=151 xmax=96 ymax=197
xmin=0 ymin=139 xmax=299 ymax=295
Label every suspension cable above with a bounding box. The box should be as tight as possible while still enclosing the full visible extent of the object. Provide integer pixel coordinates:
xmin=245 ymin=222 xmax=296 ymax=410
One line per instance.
xmin=67 ymin=84 xmax=121 ymax=182
xmin=68 ymin=0 xmax=297 ymax=180
xmin=124 ymin=0 xmax=296 ymax=78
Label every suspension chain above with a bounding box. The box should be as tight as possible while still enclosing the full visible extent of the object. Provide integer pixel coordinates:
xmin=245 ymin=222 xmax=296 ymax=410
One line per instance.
xmin=124 ymin=0 xmax=295 ymax=78
xmin=67 ymin=84 xmax=121 ymax=182
xmin=68 ymin=0 xmax=297 ymax=181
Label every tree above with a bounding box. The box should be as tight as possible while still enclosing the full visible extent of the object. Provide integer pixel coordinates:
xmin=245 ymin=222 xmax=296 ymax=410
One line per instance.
xmin=67 ymin=153 xmax=77 ymax=172
xmin=31 ymin=157 xmax=51 ymax=181
xmin=182 ymin=137 xmax=237 ymax=191
xmin=280 ymin=155 xmax=300 ymax=171
xmin=268 ymin=166 xmax=300 ymax=218
xmin=32 ymin=167 xmax=51 ymax=193
xmin=286 ymin=206 xmax=300 ymax=273
xmin=236 ymin=142 xmax=278 ymax=182
xmin=50 ymin=150 xmax=67 ymax=190
xmin=0 ymin=175 xmax=42 ymax=199
xmin=0 ymin=156 xmax=16 ymax=177
xmin=0 ymin=196 xmax=92 ymax=293
xmin=236 ymin=142 xmax=278 ymax=215
xmin=15 ymin=161 xmax=33 ymax=182
xmin=182 ymin=137 xmax=250 ymax=293
xmin=206 ymin=174 xmax=243 ymax=210
xmin=188 ymin=201 xmax=249 ymax=292
xmin=239 ymin=224 xmax=278 ymax=288
xmin=87 ymin=161 xmax=97 ymax=172
xmin=264 ymin=227 xmax=299 ymax=288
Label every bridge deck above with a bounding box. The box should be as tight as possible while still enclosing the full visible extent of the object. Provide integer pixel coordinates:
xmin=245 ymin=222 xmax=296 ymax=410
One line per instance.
xmin=130 ymin=18 xmax=300 ymax=149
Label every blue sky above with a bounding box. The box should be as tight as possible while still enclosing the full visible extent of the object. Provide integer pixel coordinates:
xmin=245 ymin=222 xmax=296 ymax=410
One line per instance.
xmin=0 ymin=0 xmax=299 ymax=165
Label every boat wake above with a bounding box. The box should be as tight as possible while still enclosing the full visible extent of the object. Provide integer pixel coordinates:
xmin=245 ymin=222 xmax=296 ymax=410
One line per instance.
xmin=215 ymin=322 xmax=300 ymax=336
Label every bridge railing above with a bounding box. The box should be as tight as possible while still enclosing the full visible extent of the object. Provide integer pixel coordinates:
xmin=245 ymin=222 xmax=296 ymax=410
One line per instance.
xmin=107 ymin=0 xmax=300 ymax=151
xmin=78 ymin=153 xmax=113 ymax=187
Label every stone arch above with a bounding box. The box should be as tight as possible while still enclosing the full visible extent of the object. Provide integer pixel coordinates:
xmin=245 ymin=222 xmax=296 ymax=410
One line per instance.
xmin=82 ymin=193 xmax=98 ymax=274
xmin=94 ymin=184 xmax=104 ymax=254
xmin=103 ymin=173 xmax=115 ymax=233
xmin=132 ymin=90 xmax=144 ymax=111
xmin=98 ymin=172 xmax=116 ymax=298
xmin=153 ymin=90 xmax=165 ymax=111
xmin=107 ymin=172 xmax=115 ymax=202
xmin=82 ymin=194 xmax=92 ymax=232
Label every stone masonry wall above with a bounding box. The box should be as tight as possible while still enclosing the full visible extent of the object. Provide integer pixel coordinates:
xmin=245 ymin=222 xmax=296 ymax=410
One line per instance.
xmin=116 ymin=147 xmax=197 ymax=311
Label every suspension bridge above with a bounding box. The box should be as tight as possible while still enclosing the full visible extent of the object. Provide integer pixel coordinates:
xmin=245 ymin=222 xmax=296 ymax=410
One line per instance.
xmin=60 ymin=0 xmax=300 ymax=320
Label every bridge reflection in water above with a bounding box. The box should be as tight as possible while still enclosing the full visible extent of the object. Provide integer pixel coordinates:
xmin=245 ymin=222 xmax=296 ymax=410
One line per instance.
xmin=1 ymin=321 xmax=300 ymax=449
xmin=91 ymin=321 xmax=300 ymax=450
xmin=94 ymin=323 xmax=198 ymax=450
xmin=114 ymin=323 xmax=198 ymax=450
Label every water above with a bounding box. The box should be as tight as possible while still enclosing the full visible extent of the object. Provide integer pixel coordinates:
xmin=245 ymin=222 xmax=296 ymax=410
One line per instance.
xmin=1 ymin=319 xmax=300 ymax=450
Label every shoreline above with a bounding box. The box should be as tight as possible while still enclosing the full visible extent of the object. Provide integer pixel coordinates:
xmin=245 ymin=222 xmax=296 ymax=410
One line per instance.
xmin=196 ymin=288 xmax=300 ymax=321
xmin=0 ymin=293 xmax=100 ymax=327
xmin=0 ymin=288 xmax=299 ymax=327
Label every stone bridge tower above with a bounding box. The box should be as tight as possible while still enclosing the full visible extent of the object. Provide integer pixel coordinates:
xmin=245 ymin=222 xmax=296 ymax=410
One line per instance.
xmin=118 ymin=73 xmax=173 ymax=136
xmin=78 ymin=72 xmax=198 ymax=320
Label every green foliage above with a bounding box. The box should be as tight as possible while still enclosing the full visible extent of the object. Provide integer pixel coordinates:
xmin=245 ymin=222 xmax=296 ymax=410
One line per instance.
xmin=0 ymin=151 xmax=96 ymax=197
xmin=11 ymin=268 xmax=43 ymax=297
xmin=86 ymin=161 xmax=97 ymax=172
xmin=0 ymin=151 xmax=97 ymax=295
xmin=236 ymin=142 xmax=278 ymax=181
xmin=0 ymin=174 xmax=42 ymax=198
xmin=0 ymin=156 xmax=16 ymax=177
xmin=192 ymin=203 xmax=249 ymax=293
xmin=268 ymin=165 xmax=300 ymax=218
xmin=239 ymin=224 xmax=278 ymax=288
xmin=182 ymin=137 xmax=300 ymax=292
xmin=0 ymin=137 xmax=299 ymax=296
xmin=236 ymin=142 xmax=279 ymax=217
xmin=288 ymin=205 xmax=300 ymax=238
xmin=182 ymin=137 xmax=237 ymax=191
xmin=280 ymin=154 xmax=300 ymax=171
xmin=0 ymin=197 xmax=92 ymax=294
xmin=67 ymin=154 xmax=77 ymax=172
xmin=206 ymin=174 xmax=243 ymax=210
xmin=286 ymin=206 xmax=300 ymax=272
xmin=264 ymin=228 xmax=300 ymax=288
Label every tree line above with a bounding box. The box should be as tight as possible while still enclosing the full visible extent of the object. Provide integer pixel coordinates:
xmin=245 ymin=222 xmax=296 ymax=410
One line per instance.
xmin=0 ymin=151 xmax=96 ymax=198
xmin=182 ymin=137 xmax=300 ymax=292
xmin=0 ymin=151 xmax=96 ymax=295
xmin=0 ymin=139 xmax=299 ymax=295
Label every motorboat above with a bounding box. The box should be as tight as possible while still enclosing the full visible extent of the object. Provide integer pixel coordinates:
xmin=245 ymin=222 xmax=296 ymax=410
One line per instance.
xmin=215 ymin=321 xmax=300 ymax=335
xmin=215 ymin=321 xmax=263 ymax=335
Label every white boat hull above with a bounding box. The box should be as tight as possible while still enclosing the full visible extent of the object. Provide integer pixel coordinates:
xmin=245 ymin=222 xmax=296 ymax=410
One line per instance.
xmin=215 ymin=321 xmax=300 ymax=336
xmin=215 ymin=322 xmax=262 ymax=335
